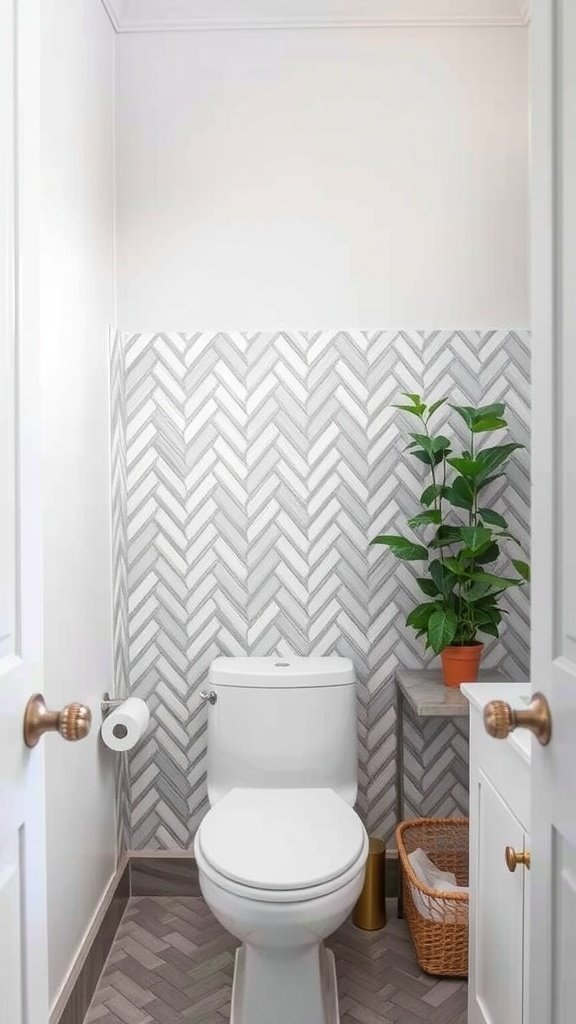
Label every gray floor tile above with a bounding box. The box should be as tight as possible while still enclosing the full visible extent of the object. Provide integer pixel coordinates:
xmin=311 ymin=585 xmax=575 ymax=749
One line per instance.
xmin=83 ymin=894 xmax=468 ymax=1024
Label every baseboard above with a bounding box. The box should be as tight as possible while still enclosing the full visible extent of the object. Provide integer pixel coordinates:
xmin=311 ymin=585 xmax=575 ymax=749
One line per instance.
xmin=50 ymin=858 xmax=130 ymax=1024
xmin=129 ymin=854 xmax=201 ymax=896
xmin=128 ymin=850 xmax=399 ymax=898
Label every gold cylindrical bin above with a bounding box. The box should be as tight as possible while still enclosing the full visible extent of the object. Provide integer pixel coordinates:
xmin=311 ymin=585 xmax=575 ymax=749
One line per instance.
xmin=353 ymin=837 xmax=387 ymax=930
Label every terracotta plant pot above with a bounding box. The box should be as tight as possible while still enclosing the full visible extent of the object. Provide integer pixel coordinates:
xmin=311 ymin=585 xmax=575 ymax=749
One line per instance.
xmin=441 ymin=643 xmax=484 ymax=687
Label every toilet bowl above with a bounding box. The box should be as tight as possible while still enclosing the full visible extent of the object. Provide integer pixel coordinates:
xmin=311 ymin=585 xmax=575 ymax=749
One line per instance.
xmin=194 ymin=787 xmax=369 ymax=1024
xmin=197 ymin=656 xmax=368 ymax=1024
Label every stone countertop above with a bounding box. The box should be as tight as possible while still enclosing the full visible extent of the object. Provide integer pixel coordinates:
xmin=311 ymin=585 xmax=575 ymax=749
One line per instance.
xmin=396 ymin=667 xmax=509 ymax=717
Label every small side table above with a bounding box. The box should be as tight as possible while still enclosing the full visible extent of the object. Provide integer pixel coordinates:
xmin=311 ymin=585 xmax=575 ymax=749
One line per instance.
xmin=395 ymin=667 xmax=507 ymax=916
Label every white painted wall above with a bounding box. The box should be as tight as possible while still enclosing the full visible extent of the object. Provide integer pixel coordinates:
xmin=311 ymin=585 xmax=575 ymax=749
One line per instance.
xmin=40 ymin=0 xmax=117 ymax=1007
xmin=115 ymin=27 xmax=529 ymax=329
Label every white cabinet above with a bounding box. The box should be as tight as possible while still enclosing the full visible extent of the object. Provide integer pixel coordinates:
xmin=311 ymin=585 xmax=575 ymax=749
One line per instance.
xmin=463 ymin=684 xmax=531 ymax=1024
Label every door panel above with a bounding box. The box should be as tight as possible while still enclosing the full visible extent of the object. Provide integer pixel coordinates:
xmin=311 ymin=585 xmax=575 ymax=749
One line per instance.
xmin=530 ymin=0 xmax=576 ymax=1020
xmin=0 ymin=0 xmax=16 ymax=665
xmin=0 ymin=0 xmax=48 ymax=1021
xmin=558 ymin=0 xmax=576 ymax=664
xmin=0 ymin=836 xmax=23 ymax=1024
xmin=473 ymin=770 xmax=524 ymax=1024
xmin=552 ymin=837 xmax=576 ymax=1024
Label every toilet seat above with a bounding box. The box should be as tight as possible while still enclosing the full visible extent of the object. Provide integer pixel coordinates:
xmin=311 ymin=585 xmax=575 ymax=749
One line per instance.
xmin=195 ymin=787 xmax=368 ymax=904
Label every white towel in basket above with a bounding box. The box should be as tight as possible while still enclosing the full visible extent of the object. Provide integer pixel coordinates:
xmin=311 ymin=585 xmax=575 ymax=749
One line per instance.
xmin=407 ymin=848 xmax=468 ymax=924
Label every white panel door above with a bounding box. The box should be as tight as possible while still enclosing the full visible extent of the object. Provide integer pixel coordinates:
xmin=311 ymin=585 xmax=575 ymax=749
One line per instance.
xmin=0 ymin=2 xmax=49 ymax=1022
xmin=530 ymin=0 xmax=576 ymax=1021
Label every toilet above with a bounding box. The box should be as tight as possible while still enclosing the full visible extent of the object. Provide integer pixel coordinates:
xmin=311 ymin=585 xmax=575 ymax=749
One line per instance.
xmin=193 ymin=656 xmax=369 ymax=1024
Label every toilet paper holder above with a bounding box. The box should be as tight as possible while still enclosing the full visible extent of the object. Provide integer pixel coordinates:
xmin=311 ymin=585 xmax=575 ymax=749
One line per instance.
xmin=101 ymin=692 xmax=124 ymax=718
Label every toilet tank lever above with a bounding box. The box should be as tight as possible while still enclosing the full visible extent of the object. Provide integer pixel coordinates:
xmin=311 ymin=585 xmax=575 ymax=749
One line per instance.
xmin=200 ymin=690 xmax=217 ymax=705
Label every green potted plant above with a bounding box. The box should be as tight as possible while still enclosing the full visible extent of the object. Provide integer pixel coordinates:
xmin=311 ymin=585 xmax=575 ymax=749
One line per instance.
xmin=370 ymin=395 xmax=530 ymax=687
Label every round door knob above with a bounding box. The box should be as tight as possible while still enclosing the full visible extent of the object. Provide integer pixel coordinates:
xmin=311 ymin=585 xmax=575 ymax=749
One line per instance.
xmin=483 ymin=700 xmax=514 ymax=739
xmin=23 ymin=693 xmax=92 ymax=748
xmin=505 ymin=846 xmax=531 ymax=872
xmin=483 ymin=691 xmax=551 ymax=746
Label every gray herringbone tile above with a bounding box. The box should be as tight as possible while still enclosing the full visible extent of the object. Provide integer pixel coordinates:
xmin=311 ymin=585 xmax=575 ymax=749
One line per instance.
xmin=111 ymin=329 xmax=531 ymax=848
xmin=84 ymin=896 xmax=466 ymax=1024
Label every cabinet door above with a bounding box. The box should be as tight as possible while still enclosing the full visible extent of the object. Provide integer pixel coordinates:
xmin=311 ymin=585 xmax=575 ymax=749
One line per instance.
xmin=470 ymin=768 xmax=525 ymax=1024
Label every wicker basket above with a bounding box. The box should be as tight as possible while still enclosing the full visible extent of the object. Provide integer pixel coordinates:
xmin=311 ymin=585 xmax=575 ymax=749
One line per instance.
xmin=396 ymin=818 xmax=469 ymax=978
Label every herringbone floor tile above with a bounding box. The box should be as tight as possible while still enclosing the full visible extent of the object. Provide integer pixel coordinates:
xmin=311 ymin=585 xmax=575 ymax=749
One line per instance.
xmin=84 ymin=897 xmax=467 ymax=1024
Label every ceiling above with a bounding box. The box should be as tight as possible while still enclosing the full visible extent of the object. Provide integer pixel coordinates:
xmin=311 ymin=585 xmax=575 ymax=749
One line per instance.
xmin=101 ymin=0 xmax=530 ymax=32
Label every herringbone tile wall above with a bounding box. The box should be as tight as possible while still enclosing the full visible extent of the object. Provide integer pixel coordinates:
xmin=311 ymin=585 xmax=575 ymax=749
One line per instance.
xmin=110 ymin=329 xmax=530 ymax=850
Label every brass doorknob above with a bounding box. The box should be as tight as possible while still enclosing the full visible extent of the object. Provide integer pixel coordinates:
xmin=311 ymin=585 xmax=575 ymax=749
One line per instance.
xmin=505 ymin=846 xmax=531 ymax=872
xmin=483 ymin=692 xmax=551 ymax=746
xmin=23 ymin=694 xmax=92 ymax=748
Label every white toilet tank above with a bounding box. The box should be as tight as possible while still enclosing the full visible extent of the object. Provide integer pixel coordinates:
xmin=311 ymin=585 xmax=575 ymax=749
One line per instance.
xmin=205 ymin=657 xmax=358 ymax=807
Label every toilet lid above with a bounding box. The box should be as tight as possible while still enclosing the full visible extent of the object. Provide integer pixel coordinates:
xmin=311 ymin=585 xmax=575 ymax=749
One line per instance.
xmin=197 ymin=788 xmax=365 ymax=891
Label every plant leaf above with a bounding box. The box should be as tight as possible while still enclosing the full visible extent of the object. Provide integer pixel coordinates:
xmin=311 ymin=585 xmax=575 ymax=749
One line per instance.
xmin=447 ymin=476 xmax=475 ymax=510
xmin=416 ymin=577 xmax=441 ymax=597
xmin=477 ymin=403 xmax=506 ymax=418
xmin=447 ymin=456 xmax=483 ymax=479
xmin=408 ymin=510 xmax=442 ymax=528
xmin=406 ymin=603 xmax=440 ymax=630
xmin=477 ymin=473 xmax=505 ymax=492
xmin=477 ymin=621 xmax=500 ymax=638
xmin=478 ymin=508 xmax=508 ymax=529
xmin=469 ymin=571 xmax=524 ymax=591
xmin=370 ymin=535 xmax=429 ymax=561
xmin=460 ymin=526 xmax=493 ymax=552
xmin=476 ymin=608 xmax=503 ymax=626
xmin=450 ymin=403 xmax=507 ymax=433
xmin=450 ymin=405 xmax=477 ymax=428
xmin=471 ymin=416 xmax=507 ymax=433
xmin=475 ymin=444 xmax=524 ymax=484
xmin=393 ymin=405 xmax=426 ymax=416
xmin=420 ymin=483 xmax=449 ymax=507
xmin=409 ymin=433 xmax=434 ymax=453
xmin=473 ymin=541 xmax=500 ymax=565
xmin=512 ymin=559 xmax=531 ymax=582
xmin=427 ymin=398 xmax=447 ymax=417
xmin=429 ymin=559 xmax=457 ymax=597
xmin=411 ymin=449 xmax=444 ymax=467
xmin=428 ymin=525 xmax=464 ymax=548
xmin=432 ymin=435 xmax=451 ymax=453
xmin=427 ymin=609 xmax=458 ymax=654
xmin=463 ymin=581 xmax=496 ymax=602
xmin=473 ymin=597 xmax=504 ymax=620
xmin=443 ymin=557 xmax=468 ymax=575
xmin=469 ymin=608 xmax=496 ymax=625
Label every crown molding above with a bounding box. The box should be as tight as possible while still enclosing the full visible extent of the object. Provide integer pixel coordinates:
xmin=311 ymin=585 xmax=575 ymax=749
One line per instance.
xmin=101 ymin=0 xmax=530 ymax=34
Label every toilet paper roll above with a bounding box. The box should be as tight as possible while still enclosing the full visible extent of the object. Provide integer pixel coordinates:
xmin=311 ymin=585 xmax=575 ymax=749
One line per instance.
xmin=101 ymin=698 xmax=150 ymax=751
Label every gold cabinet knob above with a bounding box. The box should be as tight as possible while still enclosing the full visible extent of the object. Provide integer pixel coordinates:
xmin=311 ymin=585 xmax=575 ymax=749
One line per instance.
xmin=23 ymin=694 xmax=92 ymax=748
xmin=483 ymin=692 xmax=551 ymax=746
xmin=505 ymin=846 xmax=531 ymax=872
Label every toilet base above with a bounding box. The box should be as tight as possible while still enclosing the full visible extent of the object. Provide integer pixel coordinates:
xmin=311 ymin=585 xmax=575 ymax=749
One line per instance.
xmin=230 ymin=943 xmax=339 ymax=1024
